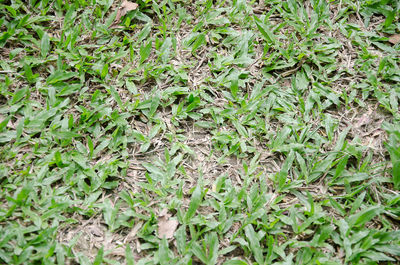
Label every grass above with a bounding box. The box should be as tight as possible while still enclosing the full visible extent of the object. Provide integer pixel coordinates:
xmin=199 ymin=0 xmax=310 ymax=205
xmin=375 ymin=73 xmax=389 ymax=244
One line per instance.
xmin=0 ymin=0 xmax=400 ymax=264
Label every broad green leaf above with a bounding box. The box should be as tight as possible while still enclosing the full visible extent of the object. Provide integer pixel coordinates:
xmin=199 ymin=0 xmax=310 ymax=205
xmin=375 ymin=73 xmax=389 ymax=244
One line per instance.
xmin=0 ymin=131 xmax=16 ymax=143
xmin=54 ymin=151 xmax=64 ymax=168
xmin=101 ymin=63 xmax=109 ymax=80
xmin=191 ymin=33 xmax=206 ymax=53
xmin=140 ymin=41 xmax=152 ymax=64
xmin=350 ymin=192 xmax=366 ymax=215
xmin=362 ymin=251 xmax=395 ymax=262
xmin=93 ymin=138 xmax=110 ymax=156
xmin=47 ymin=70 xmax=78 ymax=84
xmin=15 ymin=182 xmax=32 ymax=206
xmin=149 ymin=94 xmax=160 ymax=117
xmin=175 ymin=225 xmax=187 ymax=255
xmin=52 ymin=130 xmax=81 ymax=139
xmin=137 ymin=23 xmax=152 ymax=43
xmin=192 ymin=242 xmax=207 ymax=264
xmin=0 ymin=116 xmax=10 ymax=132
xmin=41 ymin=32 xmax=50 ymax=57
xmin=348 ymin=206 xmax=383 ymax=228
xmin=107 ymin=86 xmax=123 ymax=109
xmin=232 ymin=120 xmax=248 ymax=138
xmin=93 ymin=246 xmax=104 ymax=265
xmin=102 ymin=199 xmax=120 ymax=230
xmin=23 ymin=63 xmax=38 ymax=83
xmin=230 ymin=79 xmax=238 ymax=99
xmin=374 ymin=245 xmax=400 ymax=256
xmin=384 ymin=142 xmax=400 ymax=190
xmin=329 ymin=197 xmax=346 ymax=216
xmin=207 ymin=232 xmax=219 ymax=265
xmin=159 ymin=237 xmax=170 ymax=265
xmin=126 ymin=244 xmax=135 ymax=265
xmin=393 ymin=161 xmax=400 ymax=190
xmin=12 ymin=87 xmax=28 ymax=103
xmin=384 ymin=10 xmax=395 ymax=28
xmin=333 ymin=155 xmax=349 ymax=180
xmin=254 ymin=16 xmax=276 ymax=45
xmin=223 ymin=259 xmax=248 ymax=265
xmin=87 ymin=136 xmax=93 ymax=158
xmin=184 ymin=185 xmax=203 ymax=223
xmin=15 ymin=117 xmax=24 ymax=142
xmin=244 ymin=224 xmax=264 ymax=265
xmin=278 ymin=150 xmax=295 ymax=189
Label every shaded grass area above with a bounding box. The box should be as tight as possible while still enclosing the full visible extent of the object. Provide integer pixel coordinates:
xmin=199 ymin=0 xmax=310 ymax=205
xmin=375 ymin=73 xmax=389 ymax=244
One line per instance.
xmin=0 ymin=0 xmax=400 ymax=264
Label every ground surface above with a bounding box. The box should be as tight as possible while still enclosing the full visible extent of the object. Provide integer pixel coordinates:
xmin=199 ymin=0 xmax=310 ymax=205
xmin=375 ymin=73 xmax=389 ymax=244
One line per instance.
xmin=0 ymin=0 xmax=400 ymax=264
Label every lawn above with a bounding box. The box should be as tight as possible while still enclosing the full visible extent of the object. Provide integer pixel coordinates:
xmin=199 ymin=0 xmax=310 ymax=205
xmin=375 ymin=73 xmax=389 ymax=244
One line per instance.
xmin=0 ymin=0 xmax=400 ymax=264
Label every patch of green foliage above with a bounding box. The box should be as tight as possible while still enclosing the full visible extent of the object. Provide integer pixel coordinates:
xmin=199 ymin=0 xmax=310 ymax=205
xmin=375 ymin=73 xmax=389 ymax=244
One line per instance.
xmin=0 ymin=0 xmax=399 ymax=264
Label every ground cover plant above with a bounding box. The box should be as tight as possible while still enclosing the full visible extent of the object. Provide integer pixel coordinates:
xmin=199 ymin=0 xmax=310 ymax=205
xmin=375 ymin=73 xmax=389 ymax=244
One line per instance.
xmin=0 ymin=0 xmax=400 ymax=264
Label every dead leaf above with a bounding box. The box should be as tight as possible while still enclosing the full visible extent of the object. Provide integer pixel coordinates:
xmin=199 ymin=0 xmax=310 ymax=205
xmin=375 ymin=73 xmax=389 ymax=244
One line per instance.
xmin=136 ymin=239 xmax=141 ymax=253
xmin=388 ymin=34 xmax=400 ymax=44
xmin=87 ymin=225 xmax=103 ymax=237
xmin=115 ymin=0 xmax=139 ymax=24
xmin=124 ymin=221 xmax=143 ymax=243
xmin=355 ymin=113 xmax=371 ymax=128
xmin=157 ymin=215 xmax=179 ymax=239
xmin=159 ymin=208 xmax=169 ymax=217
xmin=355 ymin=107 xmax=374 ymax=128
xmin=110 ymin=247 xmax=126 ymax=257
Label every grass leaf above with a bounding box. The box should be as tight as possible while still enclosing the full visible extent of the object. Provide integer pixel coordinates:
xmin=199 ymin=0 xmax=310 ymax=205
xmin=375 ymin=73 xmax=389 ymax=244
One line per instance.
xmin=184 ymin=185 xmax=203 ymax=223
